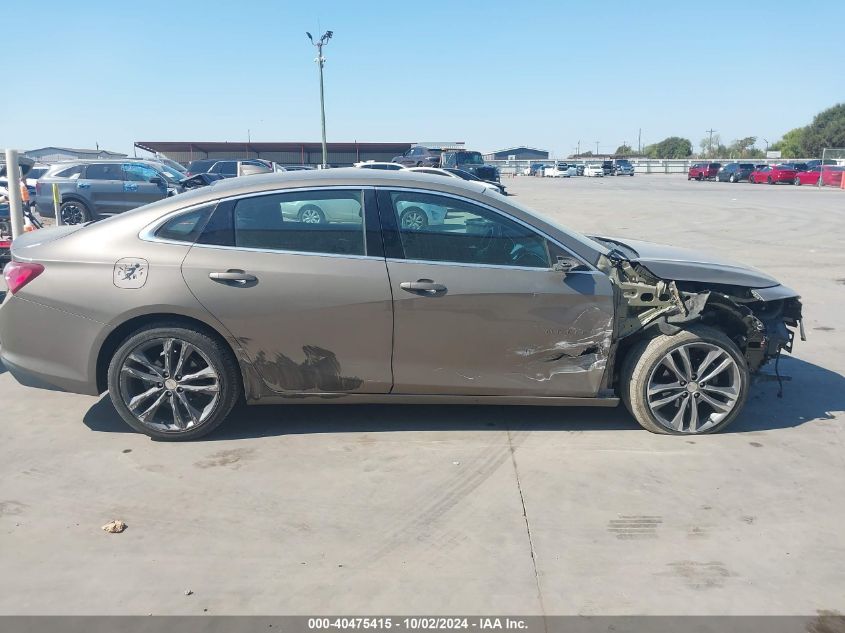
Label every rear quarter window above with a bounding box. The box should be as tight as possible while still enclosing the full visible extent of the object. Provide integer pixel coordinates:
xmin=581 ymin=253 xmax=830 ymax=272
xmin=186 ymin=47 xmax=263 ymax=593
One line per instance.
xmin=155 ymin=205 xmax=214 ymax=243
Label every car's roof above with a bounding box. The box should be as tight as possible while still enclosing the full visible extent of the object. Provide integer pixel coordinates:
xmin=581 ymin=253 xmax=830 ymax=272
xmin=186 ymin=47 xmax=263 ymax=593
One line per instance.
xmin=119 ymin=168 xmax=489 ymax=218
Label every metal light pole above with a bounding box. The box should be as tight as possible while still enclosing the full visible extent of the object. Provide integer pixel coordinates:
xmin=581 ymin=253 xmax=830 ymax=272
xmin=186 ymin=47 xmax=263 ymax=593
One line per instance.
xmin=4 ymin=149 xmax=24 ymax=239
xmin=307 ymin=30 xmax=333 ymax=169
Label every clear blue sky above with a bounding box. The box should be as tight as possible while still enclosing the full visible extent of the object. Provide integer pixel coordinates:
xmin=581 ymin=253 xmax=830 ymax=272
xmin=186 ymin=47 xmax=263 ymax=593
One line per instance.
xmin=3 ymin=0 xmax=843 ymax=157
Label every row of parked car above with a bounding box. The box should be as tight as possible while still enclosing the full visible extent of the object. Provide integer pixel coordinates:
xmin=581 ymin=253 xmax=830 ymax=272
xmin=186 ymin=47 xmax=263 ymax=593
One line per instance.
xmin=688 ymin=160 xmax=844 ymax=186
xmin=9 ymin=151 xmax=509 ymax=226
xmin=523 ymin=159 xmax=635 ymax=178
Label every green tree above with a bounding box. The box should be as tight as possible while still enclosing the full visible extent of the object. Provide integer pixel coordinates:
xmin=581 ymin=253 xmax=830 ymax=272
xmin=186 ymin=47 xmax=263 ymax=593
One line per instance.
xmin=799 ymin=103 xmax=845 ymax=157
xmin=698 ymin=134 xmax=724 ymax=158
xmin=727 ymin=136 xmax=758 ymax=158
xmin=770 ymin=127 xmax=805 ymax=158
xmin=644 ymin=137 xmax=693 ymax=159
xmin=614 ymin=144 xmax=633 ymax=155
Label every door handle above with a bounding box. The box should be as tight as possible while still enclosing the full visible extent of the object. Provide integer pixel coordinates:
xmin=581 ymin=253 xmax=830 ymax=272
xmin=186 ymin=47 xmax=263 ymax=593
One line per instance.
xmin=77 ymin=182 xmax=90 ymax=189
xmin=400 ymin=279 xmax=447 ymax=296
xmin=209 ymin=270 xmax=257 ymax=284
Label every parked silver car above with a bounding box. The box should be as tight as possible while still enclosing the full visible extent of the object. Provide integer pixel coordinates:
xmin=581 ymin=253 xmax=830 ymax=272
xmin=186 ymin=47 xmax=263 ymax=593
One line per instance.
xmin=0 ymin=169 xmax=802 ymax=440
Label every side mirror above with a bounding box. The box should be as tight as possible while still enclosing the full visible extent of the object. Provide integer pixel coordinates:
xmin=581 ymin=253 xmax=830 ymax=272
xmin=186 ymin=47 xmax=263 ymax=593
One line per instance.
xmin=553 ymin=255 xmax=583 ymax=274
xmin=149 ymin=176 xmax=165 ymax=187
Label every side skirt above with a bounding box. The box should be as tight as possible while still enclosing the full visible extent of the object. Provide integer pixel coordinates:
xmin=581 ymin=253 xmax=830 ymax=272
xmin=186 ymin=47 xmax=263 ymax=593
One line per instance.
xmin=249 ymin=393 xmax=621 ymax=407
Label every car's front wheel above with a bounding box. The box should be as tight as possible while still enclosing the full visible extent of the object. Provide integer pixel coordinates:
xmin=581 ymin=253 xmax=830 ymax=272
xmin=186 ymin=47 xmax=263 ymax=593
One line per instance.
xmin=794 ymin=176 xmax=802 ymax=186
xmin=621 ymin=326 xmax=749 ymax=435
xmin=107 ymin=324 xmax=241 ymax=440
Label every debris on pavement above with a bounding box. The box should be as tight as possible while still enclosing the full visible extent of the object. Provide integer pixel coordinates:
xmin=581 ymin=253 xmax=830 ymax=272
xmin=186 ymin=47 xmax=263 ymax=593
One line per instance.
xmin=101 ymin=519 xmax=127 ymax=533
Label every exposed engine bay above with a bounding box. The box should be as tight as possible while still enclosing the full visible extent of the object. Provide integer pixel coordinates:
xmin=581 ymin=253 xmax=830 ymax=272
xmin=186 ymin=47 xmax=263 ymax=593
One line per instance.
xmin=593 ymin=243 xmax=804 ymax=391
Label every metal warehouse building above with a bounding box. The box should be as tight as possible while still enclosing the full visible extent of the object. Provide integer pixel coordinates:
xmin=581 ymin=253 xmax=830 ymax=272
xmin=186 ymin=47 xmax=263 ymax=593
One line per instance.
xmin=134 ymin=141 xmax=413 ymax=167
xmin=483 ymin=146 xmax=549 ymax=161
xmin=26 ymin=146 xmax=127 ymax=162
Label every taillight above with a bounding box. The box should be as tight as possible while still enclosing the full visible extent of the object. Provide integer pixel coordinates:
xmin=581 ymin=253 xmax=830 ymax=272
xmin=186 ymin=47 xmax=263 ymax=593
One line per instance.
xmin=3 ymin=261 xmax=44 ymax=294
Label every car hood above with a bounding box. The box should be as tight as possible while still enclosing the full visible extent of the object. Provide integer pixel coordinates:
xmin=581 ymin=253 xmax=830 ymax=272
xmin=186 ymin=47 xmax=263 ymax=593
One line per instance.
xmin=596 ymin=236 xmax=780 ymax=288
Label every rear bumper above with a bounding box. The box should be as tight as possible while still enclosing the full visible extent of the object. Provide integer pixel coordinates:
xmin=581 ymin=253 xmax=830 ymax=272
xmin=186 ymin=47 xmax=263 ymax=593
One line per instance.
xmin=0 ymin=295 xmax=103 ymax=396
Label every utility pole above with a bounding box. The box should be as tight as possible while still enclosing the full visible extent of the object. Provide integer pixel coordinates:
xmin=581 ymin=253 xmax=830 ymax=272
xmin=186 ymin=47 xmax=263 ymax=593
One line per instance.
xmin=595 ymin=141 xmax=600 ymax=155
xmin=577 ymin=140 xmax=581 ymax=156
xmin=638 ymin=128 xmax=642 ymax=154
xmin=706 ymin=128 xmax=716 ymax=157
xmin=307 ymin=30 xmax=334 ymax=168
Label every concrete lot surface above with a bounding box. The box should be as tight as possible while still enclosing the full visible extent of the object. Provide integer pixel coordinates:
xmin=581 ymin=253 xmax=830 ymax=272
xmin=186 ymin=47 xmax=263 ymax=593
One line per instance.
xmin=1 ymin=175 xmax=844 ymax=615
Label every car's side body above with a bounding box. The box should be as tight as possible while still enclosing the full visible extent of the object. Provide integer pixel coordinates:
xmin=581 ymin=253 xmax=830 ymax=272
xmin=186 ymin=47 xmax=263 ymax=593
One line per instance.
xmin=0 ymin=170 xmax=803 ymax=438
xmin=688 ymin=163 xmax=721 ymax=181
xmin=543 ymin=163 xmax=576 ymax=178
xmin=717 ymin=163 xmax=756 ymax=182
xmin=392 ymin=146 xmax=442 ymax=168
xmin=34 ymin=160 xmax=178 ymax=220
xmin=583 ymin=164 xmax=604 ymax=177
xmin=749 ymin=165 xmax=798 ymax=184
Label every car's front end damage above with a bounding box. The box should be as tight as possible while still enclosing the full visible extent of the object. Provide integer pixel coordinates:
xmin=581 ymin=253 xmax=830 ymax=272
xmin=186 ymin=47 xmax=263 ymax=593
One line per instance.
xmin=591 ymin=237 xmax=804 ymax=391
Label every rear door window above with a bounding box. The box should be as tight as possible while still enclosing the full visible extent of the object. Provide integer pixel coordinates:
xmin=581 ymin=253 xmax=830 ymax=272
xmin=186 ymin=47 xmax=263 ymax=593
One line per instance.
xmin=85 ymin=164 xmax=124 ymax=180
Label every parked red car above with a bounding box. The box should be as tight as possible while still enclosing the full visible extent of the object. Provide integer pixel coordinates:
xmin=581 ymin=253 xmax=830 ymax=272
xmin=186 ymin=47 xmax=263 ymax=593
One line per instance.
xmin=821 ymin=165 xmax=845 ymax=187
xmin=794 ymin=168 xmax=822 ymax=186
xmin=688 ymin=162 xmax=721 ymax=180
xmin=749 ymin=165 xmax=798 ymax=184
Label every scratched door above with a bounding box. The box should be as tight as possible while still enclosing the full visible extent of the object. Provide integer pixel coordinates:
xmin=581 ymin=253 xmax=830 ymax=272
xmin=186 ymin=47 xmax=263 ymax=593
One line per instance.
xmin=379 ymin=188 xmax=616 ymax=397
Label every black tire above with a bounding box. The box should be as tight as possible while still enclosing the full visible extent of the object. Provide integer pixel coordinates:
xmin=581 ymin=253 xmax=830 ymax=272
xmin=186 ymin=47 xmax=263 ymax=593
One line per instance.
xmin=793 ymin=176 xmax=801 ymax=186
xmin=696 ymin=173 xmax=704 ymax=181
xmin=298 ymin=204 xmax=325 ymax=224
xmin=59 ymin=199 xmax=91 ymax=225
xmin=729 ymin=174 xmax=737 ymax=183
xmin=767 ymin=176 xmax=774 ymax=185
xmin=107 ymin=324 xmax=241 ymax=441
xmin=399 ymin=206 xmax=429 ymax=230
xmin=620 ymin=325 xmax=750 ymax=435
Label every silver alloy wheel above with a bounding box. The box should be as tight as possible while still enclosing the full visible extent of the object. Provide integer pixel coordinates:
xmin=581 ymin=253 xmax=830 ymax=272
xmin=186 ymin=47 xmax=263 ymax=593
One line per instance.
xmin=646 ymin=342 xmax=741 ymax=433
xmin=299 ymin=206 xmax=323 ymax=224
xmin=401 ymin=209 xmax=427 ymax=230
xmin=118 ymin=337 xmax=221 ymax=433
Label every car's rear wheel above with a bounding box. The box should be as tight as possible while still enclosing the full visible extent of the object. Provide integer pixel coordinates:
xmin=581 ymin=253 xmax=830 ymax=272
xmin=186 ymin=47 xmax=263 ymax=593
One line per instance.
xmin=59 ymin=200 xmax=90 ymax=225
xmin=621 ymin=325 xmax=749 ymax=435
xmin=696 ymin=173 xmax=704 ymax=181
xmin=767 ymin=176 xmax=774 ymax=185
xmin=107 ymin=325 xmax=241 ymax=440
xmin=729 ymin=174 xmax=736 ymax=183
xmin=794 ymin=176 xmax=802 ymax=186
xmin=298 ymin=205 xmax=325 ymax=224
xmin=400 ymin=207 xmax=428 ymax=230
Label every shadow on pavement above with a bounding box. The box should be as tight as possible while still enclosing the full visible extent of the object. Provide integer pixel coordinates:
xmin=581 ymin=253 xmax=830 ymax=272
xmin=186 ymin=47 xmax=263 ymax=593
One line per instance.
xmin=82 ymin=355 xmax=844 ymax=440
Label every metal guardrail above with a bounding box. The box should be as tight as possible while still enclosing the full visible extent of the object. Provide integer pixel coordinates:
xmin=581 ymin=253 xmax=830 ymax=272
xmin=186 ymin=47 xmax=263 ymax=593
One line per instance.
xmin=487 ymin=158 xmax=823 ymax=177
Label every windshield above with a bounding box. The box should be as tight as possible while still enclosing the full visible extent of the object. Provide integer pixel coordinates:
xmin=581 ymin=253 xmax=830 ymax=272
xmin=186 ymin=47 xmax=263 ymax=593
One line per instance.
xmin=455 ymin=152 xmax=484 ymax=165
xmin=501 ymin=197 xmax=610 ymax=263
xmin=155 ymin=165 xmax=186 ymax=184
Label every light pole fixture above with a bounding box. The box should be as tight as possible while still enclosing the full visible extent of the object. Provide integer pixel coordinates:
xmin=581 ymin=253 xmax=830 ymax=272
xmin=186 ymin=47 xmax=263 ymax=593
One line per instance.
xmin=307 ymin=30 xmax=333 ymax=168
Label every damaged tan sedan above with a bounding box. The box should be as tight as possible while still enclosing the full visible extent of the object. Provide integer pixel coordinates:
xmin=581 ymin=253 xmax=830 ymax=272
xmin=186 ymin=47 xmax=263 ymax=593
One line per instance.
xmin=0 ymin=169 xmax=803 ymax=439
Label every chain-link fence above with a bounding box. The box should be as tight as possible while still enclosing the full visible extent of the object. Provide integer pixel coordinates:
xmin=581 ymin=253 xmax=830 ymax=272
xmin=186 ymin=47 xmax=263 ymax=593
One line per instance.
xmin=819 ymin=148 xmax=845 ymax=188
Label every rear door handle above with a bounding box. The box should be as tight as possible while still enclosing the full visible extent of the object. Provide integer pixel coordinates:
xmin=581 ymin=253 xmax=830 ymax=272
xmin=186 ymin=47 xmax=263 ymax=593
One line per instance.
xmin=209 ymin=270 xmax=257 ymax=284
xmin=400 ymin=279 xmax=447 ymax=296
